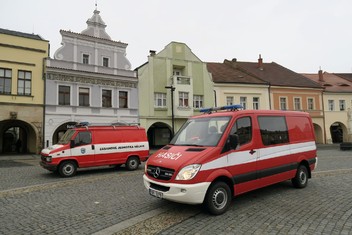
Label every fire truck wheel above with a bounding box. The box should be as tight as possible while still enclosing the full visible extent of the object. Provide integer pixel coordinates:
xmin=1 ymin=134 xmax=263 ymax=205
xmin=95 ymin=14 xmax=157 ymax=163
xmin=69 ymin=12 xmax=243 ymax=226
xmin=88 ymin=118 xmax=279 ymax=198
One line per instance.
xmin=58 ymin=161 xmax=77 ymax=177
xmin=292 ymin=164 xmax=308 ymax=188
xmin=126 ymin=156 xmax=139 ymax=171
xmin=204 ymin=181 xmax=231 ymax=215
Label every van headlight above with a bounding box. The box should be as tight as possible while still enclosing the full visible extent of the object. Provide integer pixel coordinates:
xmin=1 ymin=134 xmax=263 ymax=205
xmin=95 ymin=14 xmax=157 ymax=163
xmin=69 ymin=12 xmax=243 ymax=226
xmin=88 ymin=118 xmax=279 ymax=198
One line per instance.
xmin=45 ymin=156 xmax=52 ymax=162
xmin=176 ymin=164 xmax=201 ymax=180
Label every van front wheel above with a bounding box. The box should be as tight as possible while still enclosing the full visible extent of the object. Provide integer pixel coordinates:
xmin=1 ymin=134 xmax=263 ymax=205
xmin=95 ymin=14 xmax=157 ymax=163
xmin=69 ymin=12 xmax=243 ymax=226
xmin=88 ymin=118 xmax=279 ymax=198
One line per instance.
xmin=204 ymin=181 xmax=231 ymax=215
xmin=126 ymin=156 xmax=139 ymax=171
xmin=58 ymin=161 xmax=77 ymax=177
xmin=292 ymin=165 xmax=308 ymax=188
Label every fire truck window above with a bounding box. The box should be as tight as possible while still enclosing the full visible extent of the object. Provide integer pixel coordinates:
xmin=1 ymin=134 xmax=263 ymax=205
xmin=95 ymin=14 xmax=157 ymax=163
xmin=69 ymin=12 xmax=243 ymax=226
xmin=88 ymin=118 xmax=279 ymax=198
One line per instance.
xmin=230 ymin=117 xmax=252 ymax=145
xmin=258 ymin=116 xmax=289 ymax=146
xmin=74 ymin=132 xmax=92 ymax=146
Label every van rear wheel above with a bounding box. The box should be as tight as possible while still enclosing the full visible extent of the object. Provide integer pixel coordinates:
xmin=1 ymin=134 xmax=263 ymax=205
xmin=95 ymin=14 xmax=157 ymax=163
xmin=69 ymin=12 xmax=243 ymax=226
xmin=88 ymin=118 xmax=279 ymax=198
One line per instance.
xmin=58 ymin=161 xmax=77 ymax=177
xmin=126 ymin=156 xmax=139 ymax=171
xmin=292 ymin=164 xmax=308 ymax=188
xmin=204 ymin=181 xmax=231 ymax=215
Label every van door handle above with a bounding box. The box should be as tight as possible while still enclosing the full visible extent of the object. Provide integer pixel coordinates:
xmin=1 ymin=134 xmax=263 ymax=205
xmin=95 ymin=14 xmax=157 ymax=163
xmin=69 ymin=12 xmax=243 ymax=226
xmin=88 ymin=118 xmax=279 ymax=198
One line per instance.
xmin=249 ymin=149 xmax=256 ymax=155
xmin=92 ymin=145 xmax=95 ymax=150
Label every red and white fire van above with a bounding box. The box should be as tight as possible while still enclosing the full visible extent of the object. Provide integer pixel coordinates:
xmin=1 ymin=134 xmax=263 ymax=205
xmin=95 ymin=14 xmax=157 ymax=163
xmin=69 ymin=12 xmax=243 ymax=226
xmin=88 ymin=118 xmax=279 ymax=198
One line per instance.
xmin=40 ymin=123 xmax=149 ymax=177
xmin=143 ymin=105 xmax=317 ymax=215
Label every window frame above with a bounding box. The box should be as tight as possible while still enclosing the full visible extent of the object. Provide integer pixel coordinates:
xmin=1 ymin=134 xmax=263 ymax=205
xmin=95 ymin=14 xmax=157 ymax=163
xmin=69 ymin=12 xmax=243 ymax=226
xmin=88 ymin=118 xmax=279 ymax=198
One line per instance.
xmin=154 ymin=92 xmax=167 ymax=108
xmin=82 ymin=54 xmax=90 ymax=64
xmin=102 ymin=89 xmax=112 ymax=108
xmin=294 ymin=97 xmax=301 ymax=111
xmin=119 ymin=91 xmax=128 ymax=108
xmin=253 ymin=97 xmax=260 ymax=110
xmin=78 ymin=87 xmax=90 ymax=107
xmin=193 ymin=95 xmax=204 ymax=109
xmin=226 ymin=96 xmax=234 ymax=106
xmin=178 ymin=91 xmax=189 ymax=108
xmin=0 ymin=68 xmax=12 ymax=95
xmin=307 ymin=98 xmax=314 ymax=110
xmin=58 ymin=85 xmax=71 ymax=106
xmin=17 ymin=70 xmax=32 ymax=96
xmin=280 ymin=97 xmax=287 ymax=110
xmin=240 ymin=96 xmax=247 ymax=110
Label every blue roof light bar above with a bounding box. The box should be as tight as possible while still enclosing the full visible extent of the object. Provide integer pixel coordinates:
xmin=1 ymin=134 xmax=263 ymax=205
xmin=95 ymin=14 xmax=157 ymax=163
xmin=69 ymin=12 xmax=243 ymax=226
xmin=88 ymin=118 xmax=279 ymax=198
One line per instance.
xmin=200 ymin=104 xmax=243 ymax=113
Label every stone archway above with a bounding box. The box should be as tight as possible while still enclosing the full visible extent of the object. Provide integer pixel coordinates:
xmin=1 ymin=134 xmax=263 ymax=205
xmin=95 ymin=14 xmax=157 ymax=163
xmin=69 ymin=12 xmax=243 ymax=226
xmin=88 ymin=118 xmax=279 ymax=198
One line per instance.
xmin=313 ymin=123 xmax=323 ymax=144
xmin=52 ymin=121 xmax=77 ymax=145
xmin=0 ymin=119 xmax=37 ymax=154
xmin=147 ymin=122 xmax=172 ymax=149
xmin=330 ymin=122 xmax=348 ymax=143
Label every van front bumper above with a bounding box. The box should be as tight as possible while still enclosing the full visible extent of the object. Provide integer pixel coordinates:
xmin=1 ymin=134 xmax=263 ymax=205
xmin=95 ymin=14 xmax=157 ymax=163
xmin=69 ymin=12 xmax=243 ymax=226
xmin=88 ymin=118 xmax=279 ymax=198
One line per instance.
xmin=143 ymin=174 xmax=210 ymax=204
xmin=40 ymin=161 xmax=58 ymax=171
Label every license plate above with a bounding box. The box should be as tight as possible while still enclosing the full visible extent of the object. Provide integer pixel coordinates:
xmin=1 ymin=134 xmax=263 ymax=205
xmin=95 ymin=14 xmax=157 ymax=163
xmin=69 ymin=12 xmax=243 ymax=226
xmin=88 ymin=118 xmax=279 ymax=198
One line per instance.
xmin=149 ymin=188 xmax=163 ymax=198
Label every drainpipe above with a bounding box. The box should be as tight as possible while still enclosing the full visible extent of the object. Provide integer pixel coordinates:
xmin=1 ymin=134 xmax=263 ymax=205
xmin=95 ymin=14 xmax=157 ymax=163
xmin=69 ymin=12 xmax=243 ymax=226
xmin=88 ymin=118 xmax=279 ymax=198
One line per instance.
xmin=268 ymin=83 xmax=272 ymax=110
xmin=213 ymin=90 xmax=217 ymax=107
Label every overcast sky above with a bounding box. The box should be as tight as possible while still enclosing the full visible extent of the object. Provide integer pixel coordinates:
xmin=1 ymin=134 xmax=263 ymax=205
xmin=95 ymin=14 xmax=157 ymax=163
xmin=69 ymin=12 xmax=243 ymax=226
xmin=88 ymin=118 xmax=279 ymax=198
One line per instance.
xmin=2 ymin=0 xmax=352 ymax=73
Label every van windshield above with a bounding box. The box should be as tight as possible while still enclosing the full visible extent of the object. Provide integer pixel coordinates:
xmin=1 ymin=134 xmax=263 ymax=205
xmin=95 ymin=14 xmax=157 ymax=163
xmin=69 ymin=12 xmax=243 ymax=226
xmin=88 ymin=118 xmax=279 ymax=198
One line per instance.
xmin=57 ymin=129 xmax=75 ymax=145
xmin=170 ymin=116 xmax=231 ymax=147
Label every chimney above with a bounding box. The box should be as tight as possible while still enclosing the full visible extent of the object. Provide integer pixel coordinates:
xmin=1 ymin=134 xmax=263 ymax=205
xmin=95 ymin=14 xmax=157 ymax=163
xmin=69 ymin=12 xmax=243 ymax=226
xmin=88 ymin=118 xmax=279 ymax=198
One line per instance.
xmin=318 ymin=68 xmax=324 ymax=82
xmin=258 ymin=54 xmax=263 ymax=70
xmin=149 ymin=50 xmax=156 ymax=56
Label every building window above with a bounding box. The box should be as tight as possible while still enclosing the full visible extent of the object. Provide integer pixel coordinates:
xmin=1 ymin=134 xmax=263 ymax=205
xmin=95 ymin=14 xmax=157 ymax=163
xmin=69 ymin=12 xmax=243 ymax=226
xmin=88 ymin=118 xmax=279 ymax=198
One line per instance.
xmin=240 ymin=97 xmax=247 ymax=110
xmin=119 ymin=91 xmax=128 ymax=108
xmin=59 ymin=85 xmax=70 ymax=105
xmin=154 ymin=93 xmax=166 ymax=108
xmin=328 ymin=100 xmax=334 ymax=111
xmin=253 ymin=97 xmax=260 ymax=110
xmin=83 ymin=54 xmax=89 ymax=64
xmin=79 ymin=87 xmax=90 ymax=106
xmin=193 ymin=95 xmax=204 ymax=109
xmin=339 ymin=100 xmax=346 ymax=111
xmin=102 ymin=89 xmax=112 ymax=107
xmin=102 ymin=57 xmax=109 ymax=67
xmin=173 ymin=69 xmax=182 ymax=76
xmin=0 ymin=68 xmax=12 ymax=94
xmin=280 ymin=97 xmax=287 ymax=110
xmin=294 ymin=97 xmax=301 ymax=110
xmin=18 ymin=70 xmax=31 ymax=95
xmin=307 ymin=98 xmax=314 ymax=110
xmin=226 ymin=96 xmax=233 ymax=106
xmin=179 ymin=92 xmax=189 ymax=107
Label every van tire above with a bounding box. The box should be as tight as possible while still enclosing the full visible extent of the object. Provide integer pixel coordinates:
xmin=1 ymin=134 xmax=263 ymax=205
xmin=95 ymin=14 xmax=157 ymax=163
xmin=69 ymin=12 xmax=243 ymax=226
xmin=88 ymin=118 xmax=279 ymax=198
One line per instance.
xmin=58 ymin=161 xmax=77 ymax=177
xmin=204 ymin=181 xmax=231 ymax=215
xmin=126 ymin=156 xmax=139 ymax=171
xmin=292 ymin=164 xmax=308 ymax=188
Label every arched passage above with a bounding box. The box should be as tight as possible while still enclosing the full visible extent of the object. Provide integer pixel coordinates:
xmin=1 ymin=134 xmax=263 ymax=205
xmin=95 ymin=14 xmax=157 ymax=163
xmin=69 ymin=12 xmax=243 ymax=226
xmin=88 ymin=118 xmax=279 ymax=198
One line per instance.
xmin=52 ymin=122 xmax=77 ymax=145
xmin=330 ymin=122 xmax=347 ymax=143
xmin=147 ymin=122 xmax=172 ymax=149
xmin=313 ymin=123 xmax=323 ymax=144
xmin=0 ymin=119 xmax=37 ymax=154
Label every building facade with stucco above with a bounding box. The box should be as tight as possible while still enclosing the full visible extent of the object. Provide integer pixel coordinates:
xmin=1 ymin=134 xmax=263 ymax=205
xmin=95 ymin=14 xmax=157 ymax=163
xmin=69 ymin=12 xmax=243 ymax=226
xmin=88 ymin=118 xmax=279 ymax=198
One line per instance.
xmin=44 ymin=8 xmax=138 ymax=147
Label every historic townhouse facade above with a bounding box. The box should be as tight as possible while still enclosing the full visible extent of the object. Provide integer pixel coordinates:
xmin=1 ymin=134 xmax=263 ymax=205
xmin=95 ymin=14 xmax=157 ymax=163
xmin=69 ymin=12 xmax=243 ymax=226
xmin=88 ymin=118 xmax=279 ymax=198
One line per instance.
xmin=303 ymin=71 xmax=352 ymax=143
xmin=136 ymin=42 xmax=214 ymax=148
xmin=0 ymin=28 xmax=49 ymax=154
xmin=216 ymin=56 xmax=325 ymax=143
xmin=207 ymin=59 xmax=270 ymax=110
xmin=45 ymin=8 xmax=138 ymax=147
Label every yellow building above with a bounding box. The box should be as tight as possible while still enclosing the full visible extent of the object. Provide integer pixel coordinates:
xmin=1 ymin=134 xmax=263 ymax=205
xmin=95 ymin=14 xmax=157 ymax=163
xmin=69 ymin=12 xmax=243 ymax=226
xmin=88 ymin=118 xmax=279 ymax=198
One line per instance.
xmin=0 ymin=28 xmax=49 ymax=154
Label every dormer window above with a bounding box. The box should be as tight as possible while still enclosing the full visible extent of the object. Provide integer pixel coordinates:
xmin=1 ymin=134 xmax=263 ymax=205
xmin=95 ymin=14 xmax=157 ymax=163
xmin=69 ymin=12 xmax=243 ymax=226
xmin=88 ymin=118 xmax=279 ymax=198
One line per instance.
xmin=82 ymin=54 xmax=89 ymax=64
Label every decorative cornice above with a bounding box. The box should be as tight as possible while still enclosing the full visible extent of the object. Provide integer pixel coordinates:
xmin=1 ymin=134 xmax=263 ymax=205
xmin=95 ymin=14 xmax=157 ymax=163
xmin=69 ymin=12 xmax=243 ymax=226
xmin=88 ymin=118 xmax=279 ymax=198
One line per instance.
xmin=0 ymin=43 xmax=47 ymax=53
xmin=47 ymin=72 xmax=137 ymax=88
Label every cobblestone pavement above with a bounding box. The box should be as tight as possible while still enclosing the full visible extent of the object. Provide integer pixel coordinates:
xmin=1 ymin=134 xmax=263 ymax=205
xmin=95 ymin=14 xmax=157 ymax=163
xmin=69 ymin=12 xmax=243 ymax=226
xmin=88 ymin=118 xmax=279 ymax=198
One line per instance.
xmin=0 ymin=147 xmax=352 ymax=234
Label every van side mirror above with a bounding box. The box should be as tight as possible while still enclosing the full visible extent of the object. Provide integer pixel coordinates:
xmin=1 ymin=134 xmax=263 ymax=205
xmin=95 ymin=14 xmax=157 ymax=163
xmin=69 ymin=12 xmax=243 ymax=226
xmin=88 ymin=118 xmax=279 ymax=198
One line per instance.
xmin=70 ymin=140 xmax=75 ymax=148
xmin=228 ymin=134 xmax=239 ymax=150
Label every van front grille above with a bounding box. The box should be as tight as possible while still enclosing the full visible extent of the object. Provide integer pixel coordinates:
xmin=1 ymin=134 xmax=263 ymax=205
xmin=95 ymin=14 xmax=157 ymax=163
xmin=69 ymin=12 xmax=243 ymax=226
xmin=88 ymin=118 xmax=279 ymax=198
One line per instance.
xmin=147 ymin=165 xmax=175 ymax=180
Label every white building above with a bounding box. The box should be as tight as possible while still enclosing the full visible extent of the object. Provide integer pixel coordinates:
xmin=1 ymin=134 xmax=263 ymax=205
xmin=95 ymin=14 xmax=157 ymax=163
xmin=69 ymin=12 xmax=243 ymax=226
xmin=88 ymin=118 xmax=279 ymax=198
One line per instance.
xmin=44 ymin=8 xmax=138 ymax=146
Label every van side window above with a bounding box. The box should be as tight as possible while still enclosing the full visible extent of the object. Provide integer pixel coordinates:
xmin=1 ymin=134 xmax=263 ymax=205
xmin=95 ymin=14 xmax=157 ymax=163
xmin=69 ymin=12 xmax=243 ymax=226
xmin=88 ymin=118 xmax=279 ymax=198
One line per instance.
xmin=258 ymin=116 xmax=289 ymax=146
xmin=230 ymin=117 xmax=252 ymax=145
xmin=74 ymin=131 xmax=92 ymax=146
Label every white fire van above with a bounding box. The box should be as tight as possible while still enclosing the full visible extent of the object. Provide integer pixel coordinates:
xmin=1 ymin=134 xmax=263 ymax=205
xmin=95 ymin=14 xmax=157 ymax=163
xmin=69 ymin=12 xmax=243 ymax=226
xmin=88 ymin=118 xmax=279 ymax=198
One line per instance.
xmin=143 ymin=105 xmax=317 ymax=215
xmin=40 ymin=123 xmax=149 ymax=177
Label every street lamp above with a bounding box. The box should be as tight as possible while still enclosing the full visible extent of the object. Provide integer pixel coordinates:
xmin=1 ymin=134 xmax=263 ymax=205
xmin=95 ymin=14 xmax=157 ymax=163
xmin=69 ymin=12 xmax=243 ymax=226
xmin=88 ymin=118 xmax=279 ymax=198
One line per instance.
xmin=165 ymin=85 xmax=175 ymax=136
